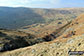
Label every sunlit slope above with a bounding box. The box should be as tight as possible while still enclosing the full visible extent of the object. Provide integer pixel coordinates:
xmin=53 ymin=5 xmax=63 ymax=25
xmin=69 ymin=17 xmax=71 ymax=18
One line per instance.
xmin=19 ymin=19 xmax=68 ymax=37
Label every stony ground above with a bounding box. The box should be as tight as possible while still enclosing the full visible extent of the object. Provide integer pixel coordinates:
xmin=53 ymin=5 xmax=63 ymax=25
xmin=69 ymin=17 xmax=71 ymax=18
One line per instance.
xmin=0 ymin=35 xmax=84 ymax=56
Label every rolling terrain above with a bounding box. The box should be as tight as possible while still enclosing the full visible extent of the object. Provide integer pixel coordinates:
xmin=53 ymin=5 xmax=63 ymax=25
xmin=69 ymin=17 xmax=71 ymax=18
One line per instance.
xmin=0 ymin=13 xmax=84 ymax=56
xmin=0 ymin=7 xmax=84 ymax=29
xmin=0 ymin=7 xmax=84 ymax=56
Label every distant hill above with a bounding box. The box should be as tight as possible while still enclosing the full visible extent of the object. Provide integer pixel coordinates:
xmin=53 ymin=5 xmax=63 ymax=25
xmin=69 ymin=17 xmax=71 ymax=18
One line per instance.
xmin=0 ymin=7 xmax=84 ymax=29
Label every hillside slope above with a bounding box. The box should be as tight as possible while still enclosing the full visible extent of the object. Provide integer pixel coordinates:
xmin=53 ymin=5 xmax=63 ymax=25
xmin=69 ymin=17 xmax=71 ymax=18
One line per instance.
xmin=0 ymin=29 xmax=46 ymax=52
xmin=0 ymin=14 xmax=84 ymax=56
xmin=0 ymin=7 xmax=84 ymax=29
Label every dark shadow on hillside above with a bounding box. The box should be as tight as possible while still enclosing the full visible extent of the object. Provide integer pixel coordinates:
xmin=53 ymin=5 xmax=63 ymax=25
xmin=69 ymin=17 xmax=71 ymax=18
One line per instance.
xmin=0 ymin=7 xmax=45 ymax=29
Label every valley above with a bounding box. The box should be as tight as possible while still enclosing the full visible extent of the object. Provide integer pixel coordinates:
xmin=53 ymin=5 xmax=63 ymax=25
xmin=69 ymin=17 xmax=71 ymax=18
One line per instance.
xmin=0 ymin=7 xmax=84 ymax=56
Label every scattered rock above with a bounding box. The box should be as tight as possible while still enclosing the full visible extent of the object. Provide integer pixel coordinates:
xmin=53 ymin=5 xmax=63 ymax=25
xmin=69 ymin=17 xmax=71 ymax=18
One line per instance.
xmin=71 ymin=31 xmax=76 ymax=35
xmin=43 ymin=50 xmax=47 ymax=52
xmin=50 ymin=46 xmax=54 ymax=48
xmin=32 ymin=49 xmax=36 ymax=53
xmin=40 ymin=54 xmax=43 ymax=56
xmin=56 ymin=52 xmax=59 ymax=55
xmin=58 ymin=22 xmax=62 ymax=24
xmin=78 ymin=43 xmax=81 ymax=46
xmin=75 ymin=22 xmax=79 ymax=24
xmin=67 ymin=39 xmax=74 ymax=43
xmin=0 ymin=46 xmax=4 ymax=52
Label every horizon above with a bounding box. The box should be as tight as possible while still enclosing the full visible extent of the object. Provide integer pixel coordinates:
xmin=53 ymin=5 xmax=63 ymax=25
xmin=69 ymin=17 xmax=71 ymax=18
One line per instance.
xmin=0 ymin=0 xmax=84 ymax=8
xmin=1 ymin=6 xmax=84 ymax=9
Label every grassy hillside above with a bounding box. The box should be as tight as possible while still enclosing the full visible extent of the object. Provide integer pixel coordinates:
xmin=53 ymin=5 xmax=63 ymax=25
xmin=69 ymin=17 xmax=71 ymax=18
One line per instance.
xmin=1 ymin=14 xmax=84 ymax=56
xmin=0 ymin=7 xmax=84 ymax=29
xmin=0 ymin=7 xmax=84 ymax=56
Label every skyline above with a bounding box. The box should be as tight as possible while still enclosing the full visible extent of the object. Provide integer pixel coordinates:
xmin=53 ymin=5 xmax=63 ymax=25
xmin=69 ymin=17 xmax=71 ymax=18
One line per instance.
xmin=0 ymin=0 xmax=84 ymax=8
